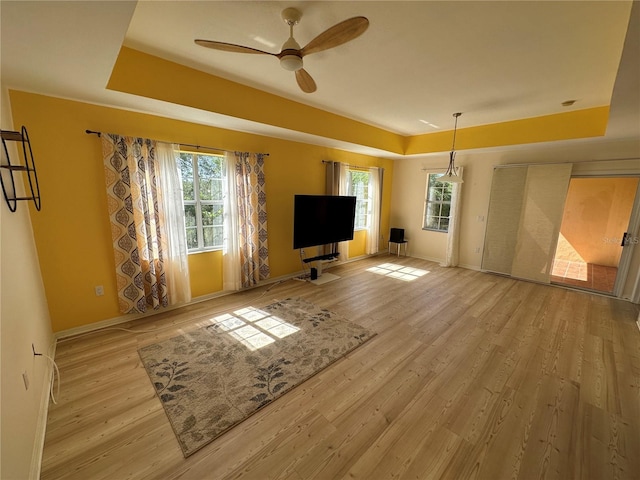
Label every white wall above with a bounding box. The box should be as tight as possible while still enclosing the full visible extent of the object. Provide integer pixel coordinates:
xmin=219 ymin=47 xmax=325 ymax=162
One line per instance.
xmin=390 ymin=136 xmax=640 ymax=300
xmin=1 ymin=87 xmax=54 ymax=479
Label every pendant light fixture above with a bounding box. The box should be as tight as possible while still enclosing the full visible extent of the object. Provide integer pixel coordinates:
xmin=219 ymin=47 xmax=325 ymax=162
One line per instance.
xmin=442 ymin=112 xmax=464 ymax=184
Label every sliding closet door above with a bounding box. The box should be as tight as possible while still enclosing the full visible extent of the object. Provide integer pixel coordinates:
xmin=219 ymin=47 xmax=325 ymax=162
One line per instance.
xmin=482 ymin=164 xmax=572 ymax=283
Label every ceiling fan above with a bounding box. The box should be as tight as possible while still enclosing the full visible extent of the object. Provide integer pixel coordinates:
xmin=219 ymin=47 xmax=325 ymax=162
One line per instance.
xmin=195 ymin=7 xmax=369 ymax=93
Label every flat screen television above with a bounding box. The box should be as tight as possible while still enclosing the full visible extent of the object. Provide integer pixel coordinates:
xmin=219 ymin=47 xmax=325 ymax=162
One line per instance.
xmin=293 ymin=195 xmax=356 ymax=250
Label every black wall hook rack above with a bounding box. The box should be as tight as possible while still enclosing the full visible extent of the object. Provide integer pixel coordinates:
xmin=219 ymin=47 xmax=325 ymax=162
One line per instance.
xmin=1 ymin=126 xmax=41 ymax=212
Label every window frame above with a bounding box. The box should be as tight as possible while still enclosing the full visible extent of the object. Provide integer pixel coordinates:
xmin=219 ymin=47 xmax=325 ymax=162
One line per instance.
xmin=348 ymin=169 xmax=371 ymax=231
xmin=178 ymin=151 xmax=225 ymax=253
xmin=423 ymin=172 xmax=452 ymax=233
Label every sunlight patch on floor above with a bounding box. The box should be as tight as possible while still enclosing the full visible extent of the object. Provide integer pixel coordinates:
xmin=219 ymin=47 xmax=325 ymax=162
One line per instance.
xmin=552 ymin=233 xmax=588 ymax=281
xmin=551 ymin=259 xmax=588 ymax=281
xmin=366 ymin=262 xmax=429 ymax=281
xmin=209 ymin=307 xmax=300 ymax=351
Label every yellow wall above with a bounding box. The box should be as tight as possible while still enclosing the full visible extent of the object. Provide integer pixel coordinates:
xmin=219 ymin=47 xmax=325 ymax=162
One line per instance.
xmin=109 ymin=48 xmax=611 ymax=157
xmin=404 ymin=107 xmax=610 ymax=155
xmin=9 ymin=90 xmax=393 ymax=332
xmin=349 ymin=229 xmax=368 ymax=258
xmin=109 ymin=47 xmax=405 ymax=155
xmin=1 ymin=86 xmax=54 ymax=480
xmin=187 ymin=251 xmax=223 ymax=298
xmin=558 ymin=177 xmax=639 ymax=266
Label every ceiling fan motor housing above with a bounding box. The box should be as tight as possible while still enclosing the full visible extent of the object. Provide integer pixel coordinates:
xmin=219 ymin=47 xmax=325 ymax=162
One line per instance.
xmin=279 ymin=36 xmax=303 ymax=71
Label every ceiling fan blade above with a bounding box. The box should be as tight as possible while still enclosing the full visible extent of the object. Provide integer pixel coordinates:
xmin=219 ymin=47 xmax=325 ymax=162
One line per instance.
xmin=195 ymin=39 xmax=275 ymax=56
xmin=296 ymin=69 xmax=317 ymax=93
xmin=301 ymin=16 xmax=369 ymax=56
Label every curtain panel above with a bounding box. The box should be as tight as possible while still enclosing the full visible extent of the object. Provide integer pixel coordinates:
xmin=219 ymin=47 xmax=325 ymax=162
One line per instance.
xmin=156 ymin=142 xmax=191 ymax=305
xmin=102 ymin=136 xmax=191 ymax=313
xmin=366 ymin=167 xmax=382 ymax=255
xmin=227 ymin=151 xmax=271 ymax=289
xmin=222 ymin=152 xmax=242 ymax=291
xmin=325 ymin=161 xmax=350 ymax=259
xmin=102 ymin=134 xmax=169 ymax=313
xmin=441 ymin=166 xmax=463 ymax=267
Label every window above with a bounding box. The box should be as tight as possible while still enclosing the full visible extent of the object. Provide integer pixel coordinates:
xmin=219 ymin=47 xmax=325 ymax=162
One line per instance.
xmin=348 ymin=170 xmax=370 ymax=230
xmin=423 ymin=173 xmax=452 ymax=232
xmin=178 ymin=152 xmax=224 ymax=252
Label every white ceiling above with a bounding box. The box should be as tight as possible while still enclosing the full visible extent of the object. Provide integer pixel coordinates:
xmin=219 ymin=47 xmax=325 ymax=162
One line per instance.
xmin=1 ymin=1 xmax=638 ymax=156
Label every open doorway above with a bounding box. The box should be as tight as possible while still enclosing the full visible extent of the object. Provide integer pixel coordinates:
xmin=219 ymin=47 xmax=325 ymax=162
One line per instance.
xmin=551 ymin=177 xmax=639 ymax=294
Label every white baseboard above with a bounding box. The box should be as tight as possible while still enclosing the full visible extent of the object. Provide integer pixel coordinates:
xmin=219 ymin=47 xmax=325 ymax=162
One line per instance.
xmin=414 ymin=256 xmax=481 ymax=272
xmin=458 ymin=262 xmax=481 ymax=271
xmin=30 ymin=338 xmax=57 ymax=480
xmin=53 ymin=252 xmax=396 ymax=341
xmin=54 ymin=269 xmax=312 ymax=340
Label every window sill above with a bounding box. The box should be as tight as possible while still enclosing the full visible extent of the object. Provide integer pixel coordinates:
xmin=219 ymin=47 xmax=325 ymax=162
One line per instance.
xmin=188 ymin=247 xmax=222 ymax=255
xmin=422 ymin=228 xmax=449 ymax=233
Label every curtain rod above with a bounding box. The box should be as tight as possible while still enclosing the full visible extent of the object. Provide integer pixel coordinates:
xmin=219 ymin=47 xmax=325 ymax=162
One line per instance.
xmin=322 ymin=160 xmax=383 ymax=171
xmin=85 ymin=130 xmax=269 ymax=156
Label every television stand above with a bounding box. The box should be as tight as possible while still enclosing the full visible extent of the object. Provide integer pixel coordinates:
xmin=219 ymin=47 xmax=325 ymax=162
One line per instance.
xmin=310 ymin=272 xmax=340 ymax=285
xmin=300 ymin=251 xmax=340 ymax=284
xmin=302 ymin=252 xmax=340 ymax=263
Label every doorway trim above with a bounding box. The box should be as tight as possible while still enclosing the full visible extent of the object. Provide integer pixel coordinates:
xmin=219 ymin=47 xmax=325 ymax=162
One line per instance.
xmin=618 ymin=179 xmax=640 ymax=300
xmin=569 ymin=174 xmax=640 ymax=300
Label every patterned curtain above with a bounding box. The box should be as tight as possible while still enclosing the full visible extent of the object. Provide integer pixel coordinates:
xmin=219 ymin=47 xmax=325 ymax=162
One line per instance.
xmin=232 ymin=152 xmax=271 ymax=288
xmin=102 ymin=134 xmax=169 ymax=313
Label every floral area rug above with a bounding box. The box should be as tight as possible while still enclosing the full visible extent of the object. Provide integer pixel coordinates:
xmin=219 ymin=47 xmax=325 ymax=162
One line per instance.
xmin=138 ymin=297 xmax=375 ymax=457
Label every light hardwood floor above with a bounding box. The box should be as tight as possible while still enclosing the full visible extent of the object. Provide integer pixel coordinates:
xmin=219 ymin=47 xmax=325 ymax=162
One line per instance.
xmin=41 ymin=256 xmax=640 ymax=480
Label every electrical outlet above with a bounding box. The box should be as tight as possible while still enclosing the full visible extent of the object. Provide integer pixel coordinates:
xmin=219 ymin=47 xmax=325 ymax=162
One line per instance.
xmin=22 ymin=371 xmax=29 ymax=390
xmin=95 ymin=285 xmax=104 ymax=296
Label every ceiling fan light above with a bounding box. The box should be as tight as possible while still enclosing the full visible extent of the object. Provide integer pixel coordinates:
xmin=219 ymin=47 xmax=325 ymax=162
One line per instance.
xmin=440 ymin=113 xmax=464 ymax=183
xmin=280 ymin=55 xmax=303 ymax=71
